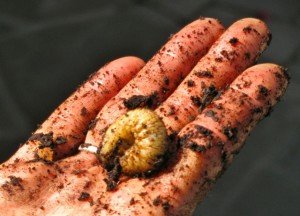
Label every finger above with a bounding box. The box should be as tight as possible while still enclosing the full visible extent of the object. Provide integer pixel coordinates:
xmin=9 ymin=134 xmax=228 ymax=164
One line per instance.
xmin=85 ymin=17 xmax=224 ymax=146
xmin=156 ymin=18 xmax=271 ymax=135
xmin=98 ymin=64 xmax=288 ymax=215
xmin=9 ymin=56 xmax=145 ymax=163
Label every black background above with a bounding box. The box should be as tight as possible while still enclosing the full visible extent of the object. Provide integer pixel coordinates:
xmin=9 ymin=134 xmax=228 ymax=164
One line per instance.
xmin=0 ymin=0 xmax=299 ymax=215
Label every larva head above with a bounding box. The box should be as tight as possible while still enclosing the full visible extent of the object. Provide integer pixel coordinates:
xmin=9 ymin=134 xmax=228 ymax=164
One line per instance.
xmin=99 ymin=108 xmax=168 ymax=176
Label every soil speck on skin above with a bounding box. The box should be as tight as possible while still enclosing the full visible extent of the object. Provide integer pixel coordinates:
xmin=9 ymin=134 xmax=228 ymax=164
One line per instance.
xmin=29 ymin=132 xmax=67 ymax=150
xmin=243 ymin=26 xmax=252 ymax=33
xmin=222 ymin=126 xmax=238 ymax=143
xmin=9 ymin=176 xmax=23 ymax=188
xmin=153 ymin=196 xmax=162 ymax=206
xmin=185 ymin=142 xmax=207 ymax=152
xmin=29 ymin=132 xmax=54 ymax=149
xmin=229 ymin=37 xmax=239 ymax=45
xmin=244 ymin=52 xmax=251 ymax=60
xmin=152 ymin=196 xmax=171 ymax=211
xmin=187 ymin=80 xmax=195 ymax=87
xmin=124 ymin=92 xmax=158 ymax=109
xmin=199 ymin=85 xmax=218 ymax=112
xmin=162 ymin=201 xmax=171 ymax=211
xmin=204 ymin=110 xmax=218 ymax=121
xmin=194 ymin=71 xmax=213 ymax=78
xmin=88 ymin=118 xmax=99 ymax=130
xmin=1 ymin=175 xmax=24 ymax=194
xmin=190 ymin=96 xmax=202 ymax=107
xmin=195 ymin=125 xmax=212 ymax=137
xmin=55 ymin=136 xmax=67 ymax=145
xmin=130 ymin=198 xmax=136 ymax=205
xmin=258 ymin=85 xmax=270 ymax=97
xmin=163 ymin=77 xmax=170 ymax=85
xmin=78 ymin=192 xmax=91 ymax=201
xmin=104 ymin=158 xmax=122 ymax=191
xmin=80 ymin=107 xmax=88 ymax=116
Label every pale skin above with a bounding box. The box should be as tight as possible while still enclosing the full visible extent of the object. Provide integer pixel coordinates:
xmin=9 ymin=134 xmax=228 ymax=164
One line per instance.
xmin=0 ymin=17 xmax=289 ymax=215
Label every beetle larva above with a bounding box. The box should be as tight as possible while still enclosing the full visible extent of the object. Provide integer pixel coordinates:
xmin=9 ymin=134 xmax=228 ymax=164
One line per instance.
xmin=99 ymin=108 xmax=168 ymax=175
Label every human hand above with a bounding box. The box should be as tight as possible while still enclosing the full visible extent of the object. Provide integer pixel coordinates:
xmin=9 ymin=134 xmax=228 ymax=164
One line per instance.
xmin=0 ymin=17 xmax=289 ymax=215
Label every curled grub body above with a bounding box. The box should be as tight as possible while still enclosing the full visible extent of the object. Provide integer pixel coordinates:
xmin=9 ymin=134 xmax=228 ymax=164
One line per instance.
xmin=100 ymin=109 xmax=168 ymax=176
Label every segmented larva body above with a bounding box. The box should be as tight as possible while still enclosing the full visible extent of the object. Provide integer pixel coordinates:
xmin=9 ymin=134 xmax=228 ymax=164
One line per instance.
xmin=100 ymin=108 xmax=168 ymax=175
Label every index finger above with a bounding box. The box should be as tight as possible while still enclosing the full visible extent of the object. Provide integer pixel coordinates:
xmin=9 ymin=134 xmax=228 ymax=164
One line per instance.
xmin=8 ymin=56 xmax=145 ymax=163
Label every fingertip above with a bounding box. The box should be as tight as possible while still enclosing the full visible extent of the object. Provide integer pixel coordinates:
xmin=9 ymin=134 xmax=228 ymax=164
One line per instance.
xmin=259 ymin=63 xmax=289 ymax=94
xmin=191 ymin=17 xmax=225 ymax=30
xmin=230 ymin=17 xmax=271 ymax=44
xmin=215 ymin=18 xmax=271 ymax=65
xmin=109 ymin=56 xmax=145 ymax=68
xmin=119 ymin=56 xmax=145 ymax=65
xmin=235 ymin=17 xmax=269 ymax=31
xmin=243 ymin=17 xmax=271 ymax=40
xmin=231 ymin=63 xmax=289 ymax=106
xmin=249 ymin=63 xmax=289 ymax=88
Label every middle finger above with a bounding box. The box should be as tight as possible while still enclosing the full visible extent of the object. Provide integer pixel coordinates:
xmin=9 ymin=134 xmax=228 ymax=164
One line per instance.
xmin=85 ymin=17 xmax=224 ymax=146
